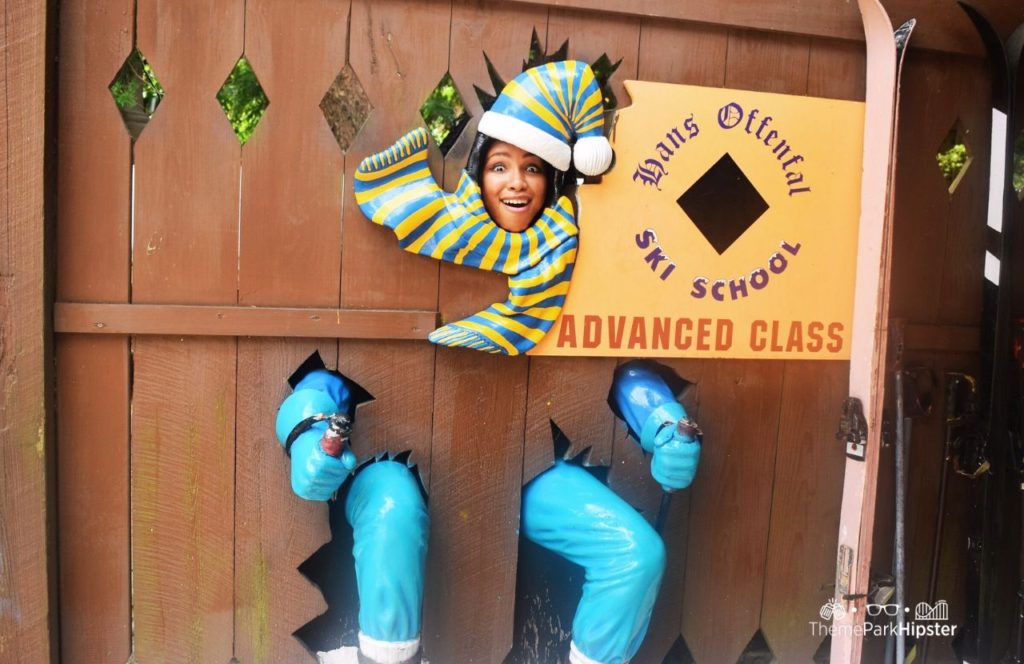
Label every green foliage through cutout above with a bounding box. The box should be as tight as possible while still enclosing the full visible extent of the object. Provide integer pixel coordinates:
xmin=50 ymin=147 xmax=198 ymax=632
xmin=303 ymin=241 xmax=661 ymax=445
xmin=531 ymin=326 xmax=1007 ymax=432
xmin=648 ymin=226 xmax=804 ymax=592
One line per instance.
xmin=216 ymin=57 xmax=270 ymax=145
xmin=419 ymin=72 xmax=470 ymax=155
xmin=936 ymin=122 xmax=971 ymax=192
xmin=108 ymin=48 xmax=165 ymax=140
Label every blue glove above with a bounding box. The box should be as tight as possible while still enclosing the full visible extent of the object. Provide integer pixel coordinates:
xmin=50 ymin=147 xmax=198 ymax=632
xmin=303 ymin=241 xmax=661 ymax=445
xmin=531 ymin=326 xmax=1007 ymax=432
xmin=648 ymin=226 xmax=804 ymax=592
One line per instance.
xmin=610 ymin=363 xmax=701 ymax=492
xmin=275 ymin=370 xmax=358 ymax=501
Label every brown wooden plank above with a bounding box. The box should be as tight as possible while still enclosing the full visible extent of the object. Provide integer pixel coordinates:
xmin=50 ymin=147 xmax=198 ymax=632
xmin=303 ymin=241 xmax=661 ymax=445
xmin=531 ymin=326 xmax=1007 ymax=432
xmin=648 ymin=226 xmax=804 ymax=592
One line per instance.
xmin=760 ymin=361 xmax=849 ymax=662
xmin=423 ymin=350 xmax=529 ymax=662
xmin=232 ymin=3 xmax=349 ymax=658
xmin=56 ymin=0 xmax=132 ymax=304
xmin=238 ymin=0 xmax=346 ymax=307
xmin=133 ymin=1 xmax=243 ymax=306
xmin=54 ymin=303 xmax=436 ymax=339
xmin=55 ymin=338 xmax=132 ymax=663
xmin=341 ymin=0 xmax=451 ymax=310
xmin=337 ymin=340 xmax=436 ymax=486
xmin=889 ymin=51 xmax=973 ymax=324
xmin=131 ymin=338 xmax=236 ymax=662
xmin=0 ymin=0 xmax=54 ymax=660
xmin=235 ymin=339 xmax=338 ymax=664
xmin=934 ymin=57 xmax=989 ymax=328
xmin=53 ymin=1 xmax=134 ymax=662
xmin=522 ymin=357 xmax=619 ymax=482
xmin=131 ymin=2 xmax=244 ymax=660
xmin=501 ymin=0 xmax=1024 ymax=56
xmin=758 ymin=38 xmax=859 ymax=661
xmin=681 ymin=362 xmax=785 ymax=663
xmin=724 ymin=28 xmax=811 ymax=96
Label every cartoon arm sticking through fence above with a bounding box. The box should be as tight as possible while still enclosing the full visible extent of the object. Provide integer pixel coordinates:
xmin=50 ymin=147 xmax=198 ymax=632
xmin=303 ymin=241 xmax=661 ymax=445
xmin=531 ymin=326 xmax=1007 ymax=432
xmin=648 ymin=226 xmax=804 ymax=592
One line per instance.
xmin=275 ymin=357 xmax=428 ymax=664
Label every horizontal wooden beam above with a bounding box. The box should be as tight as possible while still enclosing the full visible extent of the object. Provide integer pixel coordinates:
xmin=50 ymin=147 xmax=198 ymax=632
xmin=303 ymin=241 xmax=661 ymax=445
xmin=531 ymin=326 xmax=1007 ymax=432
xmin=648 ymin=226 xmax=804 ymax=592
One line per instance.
xmin=54 ymin=303 xmax=438 ymax=340
xmin=501 ymin=0 xmax=1024 ymax=56
xmin=891 ymin=320 xmax=981 ymax=356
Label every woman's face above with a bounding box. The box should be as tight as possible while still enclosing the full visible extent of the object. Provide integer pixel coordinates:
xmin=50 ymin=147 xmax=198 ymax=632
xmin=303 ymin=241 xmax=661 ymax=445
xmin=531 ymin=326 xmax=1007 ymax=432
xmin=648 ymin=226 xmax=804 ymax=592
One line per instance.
xmin=481 ymin=140 xmax=548 ymax=232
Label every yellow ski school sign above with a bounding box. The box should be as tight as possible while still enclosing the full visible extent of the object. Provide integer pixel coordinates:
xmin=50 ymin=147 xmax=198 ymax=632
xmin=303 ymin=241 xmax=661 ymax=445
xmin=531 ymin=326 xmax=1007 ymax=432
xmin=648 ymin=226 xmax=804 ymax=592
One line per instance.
xmin=531 ymin=81 xmax=865 ymax=360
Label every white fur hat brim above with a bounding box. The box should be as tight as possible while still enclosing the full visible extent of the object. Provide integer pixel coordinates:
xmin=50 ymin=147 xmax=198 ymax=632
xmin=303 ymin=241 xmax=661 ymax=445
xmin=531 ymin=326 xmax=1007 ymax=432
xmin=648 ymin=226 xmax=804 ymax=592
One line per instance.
xmin=478 ymin=111 xmax=571 ymax=171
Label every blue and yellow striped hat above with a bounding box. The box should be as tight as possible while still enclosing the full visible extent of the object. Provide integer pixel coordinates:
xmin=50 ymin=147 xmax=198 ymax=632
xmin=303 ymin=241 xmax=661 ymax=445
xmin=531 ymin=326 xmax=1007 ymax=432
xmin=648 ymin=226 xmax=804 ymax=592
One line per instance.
xmin=478 ymin=60 xmax=613 ymax=176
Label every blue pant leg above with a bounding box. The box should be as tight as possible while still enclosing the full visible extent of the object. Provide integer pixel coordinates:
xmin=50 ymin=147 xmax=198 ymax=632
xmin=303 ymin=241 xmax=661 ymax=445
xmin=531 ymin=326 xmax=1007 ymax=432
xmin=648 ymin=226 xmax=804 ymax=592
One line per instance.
xmin=521 ymin=461 xmax=666 ymax=664
xmin=344 ymin=461 xmax=429 ymax=645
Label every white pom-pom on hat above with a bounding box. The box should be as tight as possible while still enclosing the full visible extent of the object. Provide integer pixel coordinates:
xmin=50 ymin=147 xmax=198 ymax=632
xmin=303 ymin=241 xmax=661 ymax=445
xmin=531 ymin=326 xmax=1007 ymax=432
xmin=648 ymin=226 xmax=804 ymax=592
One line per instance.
xmin=573 ymin=135 xmax=614 ymax=176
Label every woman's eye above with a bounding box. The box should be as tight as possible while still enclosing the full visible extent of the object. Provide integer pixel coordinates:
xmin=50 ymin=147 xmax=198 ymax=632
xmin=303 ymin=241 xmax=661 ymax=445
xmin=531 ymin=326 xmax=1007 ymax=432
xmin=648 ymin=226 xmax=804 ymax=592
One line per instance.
xmin=526 ymin=165 xmax=542 ymax=173
xmin=490 ymin=163 xmax=506 ymax=172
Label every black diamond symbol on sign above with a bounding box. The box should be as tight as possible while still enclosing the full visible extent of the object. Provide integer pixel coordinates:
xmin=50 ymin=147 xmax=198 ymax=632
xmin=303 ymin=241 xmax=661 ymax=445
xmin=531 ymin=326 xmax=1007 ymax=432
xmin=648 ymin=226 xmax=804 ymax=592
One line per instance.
xmin=677 ymin=153 xmax=769 ymax=255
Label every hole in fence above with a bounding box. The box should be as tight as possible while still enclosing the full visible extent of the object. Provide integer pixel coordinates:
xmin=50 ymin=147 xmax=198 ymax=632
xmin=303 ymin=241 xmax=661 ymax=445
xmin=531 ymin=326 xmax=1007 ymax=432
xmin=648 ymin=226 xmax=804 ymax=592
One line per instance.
xmin=1014 ymin=129 xmax=1024 ymax=200
xmin=216 ymin=56 xmax=270 ymax=145
xmin=936 ymin=120 xmax=972 ymax=193
xmin=109 ymin=48 xmax=165 ymax=140
xmin=737 ymin=629 xmax=776 ymax=663
xmin=420 ymin=72 xmax=471 ymax=156
xmin=662 ymin=635 xmax=696 ymax=664
xmin=811 ymin=635 xmax=830 ymax=663
xmin=320 ymin=64 xmax=372 ymax=153
xmin=677 ymin=153 xmax=769 ymax=255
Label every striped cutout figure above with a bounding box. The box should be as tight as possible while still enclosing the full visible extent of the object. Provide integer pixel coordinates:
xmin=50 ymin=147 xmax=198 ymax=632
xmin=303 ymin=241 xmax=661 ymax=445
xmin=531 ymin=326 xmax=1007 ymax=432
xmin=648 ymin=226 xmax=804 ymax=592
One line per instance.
xmin=354 ymin=128 xmax=578 ymax=355
xmin=354 ymin=61 xmax=613 ymax=355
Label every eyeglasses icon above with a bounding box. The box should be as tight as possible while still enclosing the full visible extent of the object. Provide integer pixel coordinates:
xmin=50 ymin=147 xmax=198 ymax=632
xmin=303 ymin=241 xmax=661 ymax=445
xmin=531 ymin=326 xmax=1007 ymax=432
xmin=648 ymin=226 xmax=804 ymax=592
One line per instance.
xmin=866 ymin=603 xmax=900 ymax=617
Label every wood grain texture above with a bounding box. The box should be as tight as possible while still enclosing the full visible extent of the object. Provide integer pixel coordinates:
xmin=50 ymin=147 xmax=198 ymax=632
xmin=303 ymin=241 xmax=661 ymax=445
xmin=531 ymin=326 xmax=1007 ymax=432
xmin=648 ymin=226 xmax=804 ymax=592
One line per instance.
xmin=680 ymin=362 xmax=785 ymax=664
xmin=933 ymin=57 xmax=989 ymax=328
xmin=337 ymin=340 xmax=436 ymax=485
xmin=55 ymin=338 xmax=131 ymax=664
xmin=54 ymin=302 xmax=436 ymax=339
xmin=55 ymin=0 xmax=132 ymax=304
xmin=133 ymin=1 xmax=244 ymax=306
xmin=547 ymin=6 xmax=641 ymax=110
xmin=131 ymin=338 xmax=237 ymax=663
xmin=423 ymin=350 xmax=529 ymax=663
xmin=522 ymin=356 xmax=618 ymax=483
xmin=238 ymin=0 xmax=347 ymax=307
xmin=889 ymin=51 xmax=985 ymax=325
xmin=760 ymin=361 xmax=848 ymax=662
xmin=235 ymin=339 xmax=338 ymax=664
xmin=53 ymin=1 xmax=133 ymax=662
xmin=0 ymin=0 xmax=54 ymax=660
xmin=502 ymin=0 xmax=1024 ymax=56
xmin=130 ymin=3 xmax=244 ymax=660
xmin=340 ymin=0 xmax=450 ymax=310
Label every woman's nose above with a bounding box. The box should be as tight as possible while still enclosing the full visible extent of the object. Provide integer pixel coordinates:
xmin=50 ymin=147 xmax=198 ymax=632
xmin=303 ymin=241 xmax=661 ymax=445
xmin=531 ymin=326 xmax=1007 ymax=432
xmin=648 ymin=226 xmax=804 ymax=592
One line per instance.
xmin=508 ymin=168 xmax=526 ymax=188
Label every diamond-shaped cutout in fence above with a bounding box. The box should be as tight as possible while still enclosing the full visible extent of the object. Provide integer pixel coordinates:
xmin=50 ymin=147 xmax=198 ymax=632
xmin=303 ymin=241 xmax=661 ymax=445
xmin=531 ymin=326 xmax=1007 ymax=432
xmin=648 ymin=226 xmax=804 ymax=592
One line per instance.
xmin=936 ymin=119 xmax=972 ymax=193
xmin=1013 ymin=128 xmax=1024 ymax=200
xmin=420 ymin=72 xmax=471 ymax=156
xmin=320 ymin=64 xmax=372 ymax=153
xmin=216 ymin=57 xmax=269 ymax=145
xmin=109 ymin=48 xmax=165 ymax=140
xmin=737 ymin=629 xmax=776 ymax=663
xmin=677 ymin=153 xmax=769 ymax=255
xmin=663 ymin=635 xmax=696 ymax=664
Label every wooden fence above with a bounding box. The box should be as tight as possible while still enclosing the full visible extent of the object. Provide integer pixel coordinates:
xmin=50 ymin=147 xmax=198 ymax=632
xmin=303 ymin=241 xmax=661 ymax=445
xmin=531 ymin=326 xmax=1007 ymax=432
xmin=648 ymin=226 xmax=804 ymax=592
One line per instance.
xmin=1 ymin=0 xmax=1020 ymax=662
